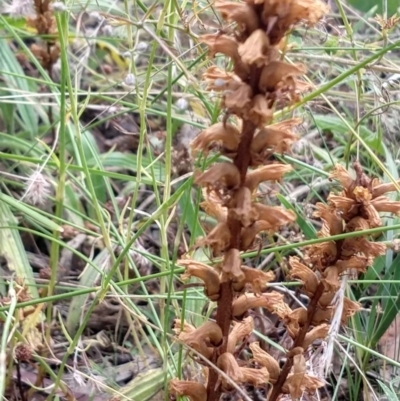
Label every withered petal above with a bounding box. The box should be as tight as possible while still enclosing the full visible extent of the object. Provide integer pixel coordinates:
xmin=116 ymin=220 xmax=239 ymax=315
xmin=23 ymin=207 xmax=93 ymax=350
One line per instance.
xmin=216 ymin=0 xmax=260 ymax=33
xmin=222 ymin=248 xmax=245 ymax=282
xmin=169 ymin=379 xmax=207 ymax=401
xmin=238 ymin=29 xmax=271 ymax=67
xmin=240 ymin=366 xmax=269 ymax=387
xmin=248 ymin=94 xmax=274 ymax=127
xmin=259 ymin=61 xmax=306 ymax=92
xmin=229 ymin=187 xmax=257 ymax=227
xmin=227 ymin=316 xmax=254 ymax=353
xmin=302 ymin=323 xmax=330 ymax=349
xmin=217 ymin=352 xmax=244 ymax=388
xmin=191 ymin=122 xmax=241 ymax=156
xmin=200 ymin=33 xmax=240 ymax=61
xmin=194 ymin=162 xmax=240 ymax=189
xmin=179 ymin=259 xmax=221 ymax=301
xmin=249 ymin=341 xmax=280 ymax=383
xmin=289 ymin=256 xmax=319 ymax=296
xmin=245 ymin=164 xmax=292 ymax=193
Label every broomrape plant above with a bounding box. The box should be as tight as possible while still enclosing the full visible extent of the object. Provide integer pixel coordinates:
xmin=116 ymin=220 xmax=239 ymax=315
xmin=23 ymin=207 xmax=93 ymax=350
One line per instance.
xmin=169 ymin=1 xmax=400 ymax=401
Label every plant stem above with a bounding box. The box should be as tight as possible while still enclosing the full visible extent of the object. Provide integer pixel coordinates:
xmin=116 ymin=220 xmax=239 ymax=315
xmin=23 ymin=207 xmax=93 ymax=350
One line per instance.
xmin=206 ymin=119 xmax=257 ymax=401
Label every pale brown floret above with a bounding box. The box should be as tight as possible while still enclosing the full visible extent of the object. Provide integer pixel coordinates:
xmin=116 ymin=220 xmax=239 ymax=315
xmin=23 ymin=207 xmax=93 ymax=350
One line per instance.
xmin=259 ymin=61 xmax=306 ymax=93
xmin=372 ymin=195 xmax=400 ymax=215
xmin=290 ymin=306 xmax=333 ymax=326
xmin=302 ymin=323 xmax=330 ymax=350
xmin=235 ymin=266 xmax=275 ymax=294
xmin=321 ymin=266 xmax=340 ymax=292
xmin=216 ymin=0 xmax=259 ymax=33
xmin=249 ymin=341 xmax=280 ymax=383
xmin=261 ymin=0 xmax=329 ymax=44
xmin=200 ymin=34 xmax=240 ymax=62
xmin=289 ymin=256 xmax=319 ymax=296
xmin=313 ymin=203 xmax=343 ymax=236
xmin=282 ymin=354 xmax=324 ymax=398
xmin=252 ymin=204 xmax=296 ymax=228
xmin=240 ymin=367 xmax=270 ymax=387
xmin=227 ymin=316 xmax=254 ymax=353
xmin=217 ymin=352 xmax=244 ymax=389
xmin=229 ymin=186 xmax=257 ymax=227
xmin=372 ymin=178 xmax=400 ymax=198
xmin=199 ymin=199 xmax=227 ymax=223
xmin=222 ymin=248 xmax=245 ymax=282
xmin=342 ymin=297 xmax=362 ymax=322
xmin=178 ymin=321 xmax=223 ymax=359
xmin=196 ymin=222 xmax=231 ymax=255
xmin=194 ymin=162 xmax=240 ymax=190
xmin=238 ymin=29 xmax=271 ymax=67
xmin=169 ymin=379 xmax=207 ymax=401
xmin=224 ymin=83 xmax=253 ymax=115
xmin=329 ymin=164 xmax=354 ymax=192
xmin=172 ymin=319 xmax=195 ymax=336
xmin=245 ymin=164 xmax=292 ymax=193
xmin=250 ymin=118 xmax=301 ymax=157
xmin=179 ymin=260 xmax=221 ymax=301
xmin=191 ymin=122 xmax=241 ymax=156
xmin=247 ymin=94 xmax=274 ymax=127
xmin=232 ymin=291 xmax=291 ymax=318
xmin=345 ymin=216 xmax=370 ymax=232
xmin=327 ymin=193 xmax=357 ymax=218
xmin=342 ymin=236 xmax=386 ymax=258
xmin=241 ymin=206 xmax=296 ymax=250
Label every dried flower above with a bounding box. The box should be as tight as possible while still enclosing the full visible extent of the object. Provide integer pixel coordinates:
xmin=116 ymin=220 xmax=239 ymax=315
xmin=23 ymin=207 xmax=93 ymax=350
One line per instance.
xmin=179 ymin=260 xmax=221 ymax=300
xmin=194 ymin=162 xmax=240 ymax=191
xmin=232 ymin=291 xmax=291 ymax=318
xmin=169 ymin=379 xmax=207 ymax=401
xmin=259 ymin=62 xmax=306 ymax=93
xmin=200 ymin=34 xmax=240 ymax=62
xmin=178 ymin=321 xmax=223 ymax=359
xmin=222 ymin=248 xmax=245 ymax=282
xmin=229 ymin=187 xmax=257 ymax=227
xmin=217 ymin=352 xmax=244 ymax=389
xmin=289 ymin=257 xmax=319 ymax=297
xmin=238 ymin=29 xmax=272 ymax=67
xmin=227 ymin=316 xmax=254 ymax=353
xmin=240 ymin=366 xmax=269 ymax=387
xmin=216 ymin=0 xmax=259 ymax=33
xmin=249 ymin=341 xmax=280 ymax=383
xmin=191 ymin=122 xmax=241 ymax=156
xmin=245 ymin=164 xmax=292 ymax=192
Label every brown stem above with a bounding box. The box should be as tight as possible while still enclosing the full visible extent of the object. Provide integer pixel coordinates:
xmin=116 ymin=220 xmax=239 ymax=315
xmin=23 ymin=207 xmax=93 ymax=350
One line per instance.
xmin=268 ymin=281 xmax=325 ymax=401
xmin=206 ymin=120 xmax=257 ymax=401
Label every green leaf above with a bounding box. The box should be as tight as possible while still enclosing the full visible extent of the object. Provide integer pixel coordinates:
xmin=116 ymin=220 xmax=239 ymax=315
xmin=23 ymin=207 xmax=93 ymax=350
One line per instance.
xmin=377 ymin=380 xmax=400 ymax=401
xmin=0 ymin=192 xmax=62 ymax=232
xmin=347 ymin=0 xmax=398 ymax=15
xmin=313 ymin=114 xmax=384 ymax=154
xmin=0 ymin=198 xmax=38 ymax=299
